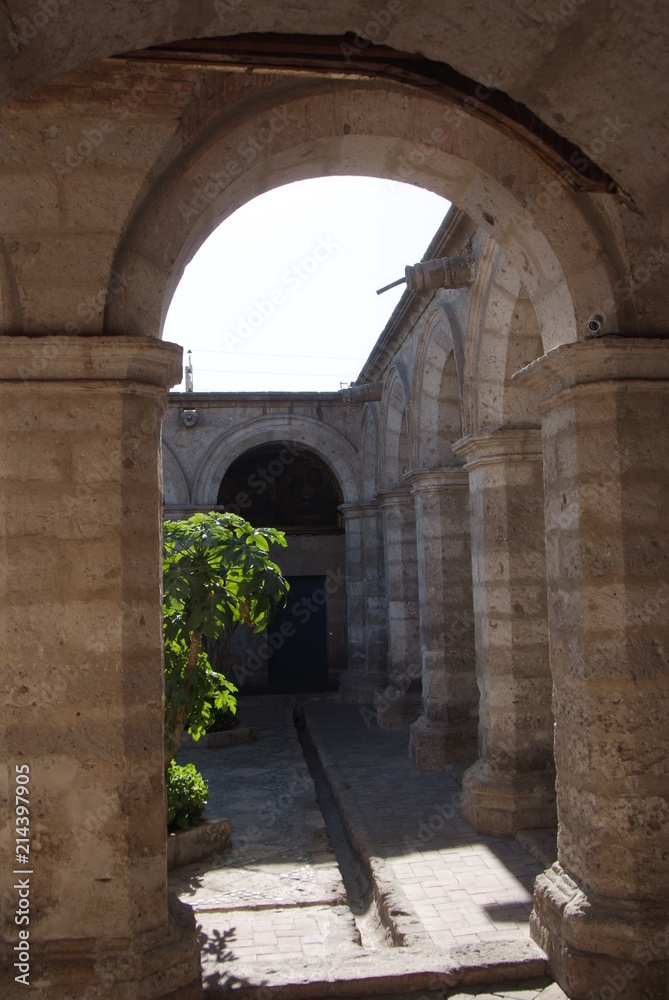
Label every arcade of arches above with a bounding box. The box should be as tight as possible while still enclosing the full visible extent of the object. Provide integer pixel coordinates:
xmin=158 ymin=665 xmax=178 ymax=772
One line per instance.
xmin=1 ymin=7 xmax=668 ymax=1000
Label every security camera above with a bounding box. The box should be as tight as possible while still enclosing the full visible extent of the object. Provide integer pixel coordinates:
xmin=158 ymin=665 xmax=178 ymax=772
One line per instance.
xmin=586 ymin=313 xmax=604 ymax=336
xmin=180 ymin=408 xmax=199 ymax=428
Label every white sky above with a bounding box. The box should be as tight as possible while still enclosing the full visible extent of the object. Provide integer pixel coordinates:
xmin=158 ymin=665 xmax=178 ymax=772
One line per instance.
xmin=164 ymin=176 xmax=450 ymax=393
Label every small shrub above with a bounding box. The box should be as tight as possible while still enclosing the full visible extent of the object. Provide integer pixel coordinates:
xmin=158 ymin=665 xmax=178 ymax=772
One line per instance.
xmin=166 ymin=762 xmax=209 ymax=832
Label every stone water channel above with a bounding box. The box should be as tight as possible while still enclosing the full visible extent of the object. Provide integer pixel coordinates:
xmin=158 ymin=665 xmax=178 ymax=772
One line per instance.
xmin=168 ymin=703 xmax=566 ymax=999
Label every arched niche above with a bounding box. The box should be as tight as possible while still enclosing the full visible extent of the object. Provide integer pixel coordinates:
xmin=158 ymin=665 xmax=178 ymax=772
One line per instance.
xmin=380 ymin=364 xmax=410 ymax=488
xmin=162 ymin=443 xmax=190 ymax=506
xmin=412 ymin=307 xmax=463 ymax=468
xmin=360 ymin=403 xmax=380 ymax=500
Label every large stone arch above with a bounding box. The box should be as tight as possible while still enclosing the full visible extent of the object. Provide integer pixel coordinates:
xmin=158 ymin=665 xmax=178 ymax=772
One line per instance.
xmin=104 ymin=77 xmax=634 ymax=349
xmin=360 ymin=403 xmax=380 ymax=500
xmin=411 ymin=305 xmax=463 ymax=468
xmin=379 ymin=362 xmax=411 ymax=488
xmin=191 ymin=413 xmax=360 ymax=506
xmin=463 ymin=238 xmax=544 ymax=435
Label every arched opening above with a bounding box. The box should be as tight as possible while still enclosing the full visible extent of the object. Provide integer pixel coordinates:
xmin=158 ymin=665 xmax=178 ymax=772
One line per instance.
xmin=214 ymin=443 xmax=347 ymax=695
xmin=217 ymin=443 xmax=344 ymax=532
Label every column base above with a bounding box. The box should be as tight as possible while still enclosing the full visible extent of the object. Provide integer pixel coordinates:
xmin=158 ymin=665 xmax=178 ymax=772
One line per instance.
xmin=461 ymin=759 xmax=556 ymax=836
xmin=375 ymin=691 xmax=422 ymax=730
xmin=408 ymin=714 xmax=478 ymax=769
xmin=531 ymin=863 xmax=669 ymax=1000
xmin=1 ymin=895 xmax=202 ymax=1000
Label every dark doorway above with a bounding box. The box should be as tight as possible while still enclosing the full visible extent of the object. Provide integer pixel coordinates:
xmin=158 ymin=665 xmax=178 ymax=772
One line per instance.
xmin=267 ymin=575 xmax=329 ymax=691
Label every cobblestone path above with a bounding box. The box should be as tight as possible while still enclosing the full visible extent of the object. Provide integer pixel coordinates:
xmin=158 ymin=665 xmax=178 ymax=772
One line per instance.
xmin=169 ymin=703 xmax=568 ymax=999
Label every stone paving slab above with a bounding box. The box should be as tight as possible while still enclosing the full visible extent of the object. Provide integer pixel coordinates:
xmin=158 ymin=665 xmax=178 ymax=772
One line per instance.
xmin=304 ymin=705 xmax=542 ymax=952
xmin=169 ymin=703 xmax=565 ymax=997
xmin=198 ymin=939 xmax=548 ymax=998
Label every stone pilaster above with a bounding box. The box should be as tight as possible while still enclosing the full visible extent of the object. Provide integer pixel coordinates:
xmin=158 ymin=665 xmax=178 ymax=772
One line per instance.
xmin=338 ymin=502 xmax=387 ymax=703
xmin=515 ymin=337 xmax=669 ymax=1000
xmin=374 ymin=487 xmax=422 ymax=729
xmin=452 ymin=428 xmax=555 ymax=835
xmin=404 ymin=468 xmax=478 ymax=769
xmin=0 ymin=336 xmax=202 ymax=999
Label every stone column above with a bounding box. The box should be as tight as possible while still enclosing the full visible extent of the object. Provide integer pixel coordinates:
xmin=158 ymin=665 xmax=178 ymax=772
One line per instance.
xmin=515 ymin=338 xmax=669 ymax=1000
xmin=452 ymin=428 xmax=555 ymax=835
xmin=0 ymin=337 xmax=201 ymax=1000
xmin=338 ymin=502 xmax=387 ymax=703
xmin=375 ymin=487 xmax=421 ymax=729
xmin=363 ymin=502 xmax=389 ymax=695
xmin=404 ymin=468 xmax=478 ymax=769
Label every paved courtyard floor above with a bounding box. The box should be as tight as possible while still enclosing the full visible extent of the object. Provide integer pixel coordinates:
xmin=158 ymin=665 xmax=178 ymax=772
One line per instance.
xmin=169 ymin=702 xmax=567 ymax=999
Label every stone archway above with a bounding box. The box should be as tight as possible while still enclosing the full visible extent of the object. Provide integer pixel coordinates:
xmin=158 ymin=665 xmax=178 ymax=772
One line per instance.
xmin=104 ymin=75 xmax=633 ymax=351
xmin=191 ymin=414 xmax=360 ymax=507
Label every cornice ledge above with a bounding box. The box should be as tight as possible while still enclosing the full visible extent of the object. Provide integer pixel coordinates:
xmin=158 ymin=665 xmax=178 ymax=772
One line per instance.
xmin=512 ymin=336 xmax=669 ymax=402
xmin=452 ymin=428 xmax=543 ymax=466
xmin=374 ymin=485 xmax=414 ymax=504
xmin=403 ymin=466 xmax=468 ymax=490
xmin=0 ymin=335 xmax=183 ymax=388
xmin=338 ymin=501 xmax=381 ymax=518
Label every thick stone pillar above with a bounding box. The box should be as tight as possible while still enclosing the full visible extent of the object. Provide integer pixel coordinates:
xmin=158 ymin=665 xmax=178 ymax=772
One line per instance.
xmin=0 ymin=337 xmax=201 ymax=999
xmin=516 ymin=338 xmax=669 ymax=1000
xmin=338 ymin=502 xmax=387 ymax=702
xmin=375 ymin=487 xmax=421 ymax=729
xmin=405 ymin=468 xmax=478 ymax=769
xmin=452 ymin=428 xmax=555 ymax=835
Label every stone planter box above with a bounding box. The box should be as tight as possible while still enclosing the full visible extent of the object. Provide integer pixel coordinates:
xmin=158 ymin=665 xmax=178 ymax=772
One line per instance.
xmin=203 ymin=726 xmax=255 ymax=748
xmin=167 ymin=818 xmax=231 ymax=871
xmin=181 ymin=726 xmax=256 ymax=750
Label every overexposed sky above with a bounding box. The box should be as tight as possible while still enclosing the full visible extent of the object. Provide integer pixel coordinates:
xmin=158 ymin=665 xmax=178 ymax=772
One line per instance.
xmin=164 ymin=177 xmax=450 ymax=392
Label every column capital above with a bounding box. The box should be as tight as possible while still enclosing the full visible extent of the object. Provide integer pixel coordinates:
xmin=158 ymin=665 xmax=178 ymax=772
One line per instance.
xmin=338 ymin=500 xmax=381 ymax=520
xmin=374 ymin=485 xmax=414 ymax=506
xmin=452 ymin=428 xmax=543 ymax=468
xmin=403 ymin=466 xmax=469 ymax=492
xmin=512 ymin=336 xmax=669 ymax=406
xmin=0 ymin=335 xmax=183 ymax=388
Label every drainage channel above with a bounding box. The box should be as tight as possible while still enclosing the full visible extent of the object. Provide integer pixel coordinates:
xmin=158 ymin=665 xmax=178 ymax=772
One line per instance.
xmin=293 ymin=707 xmax=395 ymax=951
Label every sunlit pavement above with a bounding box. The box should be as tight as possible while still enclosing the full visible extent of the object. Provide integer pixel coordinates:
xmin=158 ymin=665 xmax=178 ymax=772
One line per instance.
xmin=169 ymin=703 xmax=568 ymax=999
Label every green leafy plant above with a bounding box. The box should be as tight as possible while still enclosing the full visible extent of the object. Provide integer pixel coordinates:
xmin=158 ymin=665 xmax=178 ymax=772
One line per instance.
xmin=163 ymin=510 xmax=288 ymax=770
xmin=166 ymin=761 xmax=209 ymax=832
